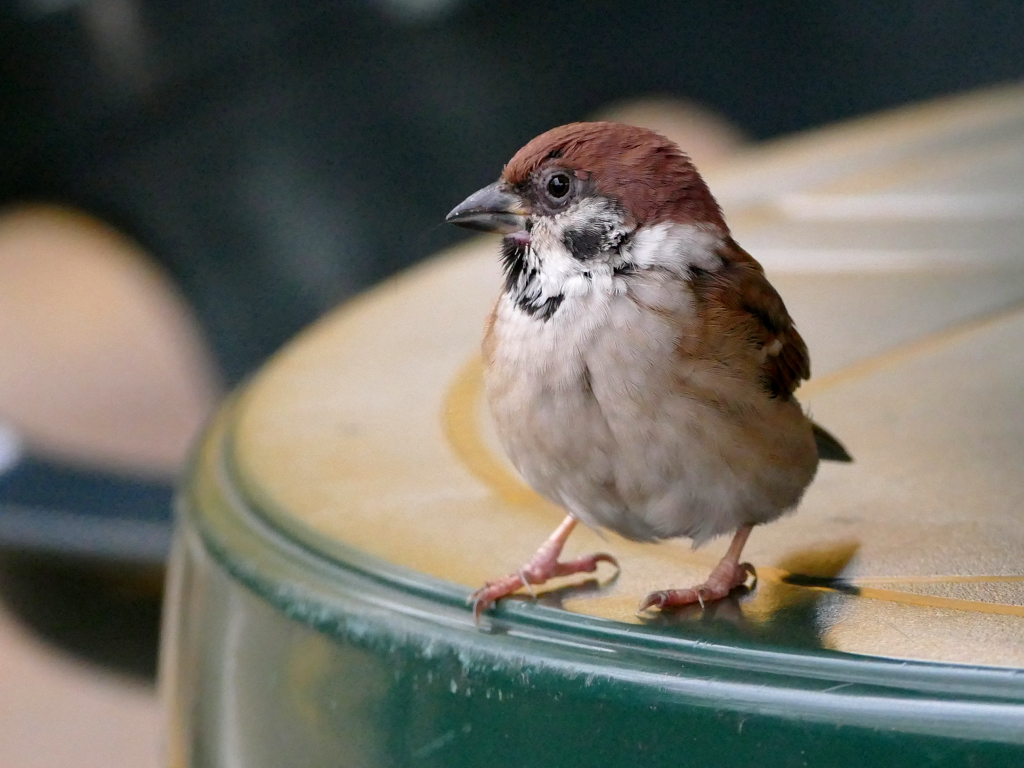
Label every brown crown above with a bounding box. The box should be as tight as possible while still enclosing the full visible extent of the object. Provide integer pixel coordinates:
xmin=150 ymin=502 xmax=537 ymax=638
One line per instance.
xmin=501 ymin=122 xmax=727 ymax=230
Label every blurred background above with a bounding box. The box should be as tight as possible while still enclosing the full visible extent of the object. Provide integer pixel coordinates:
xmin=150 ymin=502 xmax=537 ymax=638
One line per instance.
xmin=1 ymin=1 xmax=1024 ymax=765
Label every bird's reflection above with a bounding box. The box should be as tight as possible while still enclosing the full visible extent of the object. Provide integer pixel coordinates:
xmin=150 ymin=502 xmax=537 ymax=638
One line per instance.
xmin=634 ymin=540 xmax=861 ymax=651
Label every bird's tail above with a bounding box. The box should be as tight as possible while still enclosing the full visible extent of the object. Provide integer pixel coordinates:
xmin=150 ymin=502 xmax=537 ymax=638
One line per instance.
xmin=812 ymin=422 xmax=853 ymax=462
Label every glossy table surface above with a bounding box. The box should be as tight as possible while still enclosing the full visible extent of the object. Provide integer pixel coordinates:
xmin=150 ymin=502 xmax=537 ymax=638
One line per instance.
xmin=234 ymin=82 xmax=1024 ymax=667
xmin=164 ymin=84 xmax=1024 ymax=768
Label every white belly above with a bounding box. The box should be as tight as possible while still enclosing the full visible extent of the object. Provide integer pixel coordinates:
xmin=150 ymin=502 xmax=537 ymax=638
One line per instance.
xmin=483 ymin=282 xmax=818 ymax=545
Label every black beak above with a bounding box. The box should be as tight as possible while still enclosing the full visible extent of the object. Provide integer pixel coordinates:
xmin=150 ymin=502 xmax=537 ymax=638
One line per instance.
xmin=445 ymin=181 xmax=528 ymax=234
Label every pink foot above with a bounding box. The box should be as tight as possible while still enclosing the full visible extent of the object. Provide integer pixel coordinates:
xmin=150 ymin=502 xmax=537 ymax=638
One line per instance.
xmin=639 ymin=561 xmax=756 ymax=612
xmin=470 ymin=550 xmax=618 ymax=620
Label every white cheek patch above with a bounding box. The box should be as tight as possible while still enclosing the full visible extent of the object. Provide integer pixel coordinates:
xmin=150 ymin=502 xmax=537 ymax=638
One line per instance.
xmin=536 ymin=199 xmax=630 ymax=260
xmin=558 ymin=198 xmax=627 ymax=243
xmin=527 ymin=213 xmax=599 ymax=294
xmin=626 ymin=222 xmax=725 ymax=274
xmin=530 ymin=237 xmax=578 ymax=291
xmin=512 ymin=202 xmax=722 ymax=317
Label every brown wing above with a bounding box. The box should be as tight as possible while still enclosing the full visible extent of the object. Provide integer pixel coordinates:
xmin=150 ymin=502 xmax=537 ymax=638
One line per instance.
xmin=691 ymin=239 xmax=810 ymax=399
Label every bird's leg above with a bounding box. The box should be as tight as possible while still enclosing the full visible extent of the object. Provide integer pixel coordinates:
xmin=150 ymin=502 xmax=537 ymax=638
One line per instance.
xmin=639 ymin=524 xmax=756 ymax=612
xmin=470 ymin=515 xmax=618 ymax=620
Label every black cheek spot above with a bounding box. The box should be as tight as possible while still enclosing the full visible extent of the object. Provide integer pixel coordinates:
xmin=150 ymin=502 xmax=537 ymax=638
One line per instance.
xmin=563 ymin=228 xmax=604 ymax=261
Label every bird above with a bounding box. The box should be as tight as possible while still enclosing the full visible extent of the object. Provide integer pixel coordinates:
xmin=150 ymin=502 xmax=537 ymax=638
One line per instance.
xmin=445 ymin=121 xmax=851 ymax=619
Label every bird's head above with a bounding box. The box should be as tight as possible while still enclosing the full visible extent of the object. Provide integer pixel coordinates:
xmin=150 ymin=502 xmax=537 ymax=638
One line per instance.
xmin=446 ymin=122 xmax=728 ymax=273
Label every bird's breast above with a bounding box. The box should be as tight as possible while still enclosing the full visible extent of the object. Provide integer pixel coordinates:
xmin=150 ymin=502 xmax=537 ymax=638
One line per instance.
xmin=483 ymin=279 xmax=696 ymax=509
xmin=482 ymin=275 xmax=817 ymax=543
xmin=485 ymin=276 xmax=689 ymax=402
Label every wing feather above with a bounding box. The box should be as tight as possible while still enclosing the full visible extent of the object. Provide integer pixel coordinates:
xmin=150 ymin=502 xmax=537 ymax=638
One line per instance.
xmin=689 ymin=239 xmax=810 ymax=399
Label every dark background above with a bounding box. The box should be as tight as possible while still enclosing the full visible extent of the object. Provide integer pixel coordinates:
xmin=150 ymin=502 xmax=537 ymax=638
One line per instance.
xmin=1 ymin=0 xmax=1023 ymax=681
xmin=4 ymin=0 xmax=1024 ymax=383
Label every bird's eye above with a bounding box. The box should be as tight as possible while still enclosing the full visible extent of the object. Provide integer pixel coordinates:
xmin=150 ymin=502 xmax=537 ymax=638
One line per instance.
xmin=546 ymin=173 xmax=571 ymax=200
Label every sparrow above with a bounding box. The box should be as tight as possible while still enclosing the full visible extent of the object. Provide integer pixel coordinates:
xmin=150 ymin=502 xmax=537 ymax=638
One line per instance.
xmin=445 ymin=122 xmax=851 ymax=619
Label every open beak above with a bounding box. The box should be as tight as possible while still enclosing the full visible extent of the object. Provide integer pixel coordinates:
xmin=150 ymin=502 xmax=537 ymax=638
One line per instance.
xmin=445 ymin=181 xmax=528 ymax=234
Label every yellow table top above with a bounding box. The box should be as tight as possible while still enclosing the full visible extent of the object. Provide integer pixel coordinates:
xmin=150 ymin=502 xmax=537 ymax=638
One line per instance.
xmin=232 ymin=83 xmax=1024 ymax=668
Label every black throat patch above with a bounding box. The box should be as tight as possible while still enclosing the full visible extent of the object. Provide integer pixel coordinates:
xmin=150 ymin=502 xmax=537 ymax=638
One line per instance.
xmin=500 ymin=237 xmax=564 ymax=322
xmin=500 ymin=236 xmax=528 ymax=294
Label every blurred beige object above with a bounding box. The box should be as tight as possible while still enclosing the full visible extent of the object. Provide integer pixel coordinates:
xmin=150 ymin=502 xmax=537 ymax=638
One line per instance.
xmin=0 ymin=206 xmax=220 ymax=476
xmin=592 ymin=96 xmax=747 ymax=167
xmin=0 ymin=599 xmax=160 ymax=768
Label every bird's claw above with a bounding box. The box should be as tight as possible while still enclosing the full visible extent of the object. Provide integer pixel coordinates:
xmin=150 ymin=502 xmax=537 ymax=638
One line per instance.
xmin=469 ymin=551 xmax=619 ymax=622
xmin=517 ymin=569 xmax=538 ymax=598
xmin=637 ymin=561 xmax=756 ymax=613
